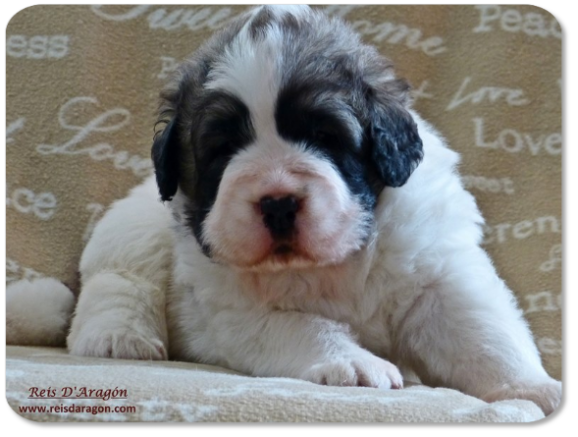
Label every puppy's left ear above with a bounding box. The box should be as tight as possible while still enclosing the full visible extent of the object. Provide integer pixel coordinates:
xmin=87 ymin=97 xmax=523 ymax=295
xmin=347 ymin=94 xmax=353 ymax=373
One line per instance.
xmin=151 ymin=117 xmax=180 ymax=201
xmin=366 ymin=81 xmax=424 ymax=188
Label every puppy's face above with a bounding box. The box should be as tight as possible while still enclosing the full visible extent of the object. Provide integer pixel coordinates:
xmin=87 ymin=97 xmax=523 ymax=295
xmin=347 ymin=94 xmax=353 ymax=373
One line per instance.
xmin=152 ymin=6 xmax=423 ymax=272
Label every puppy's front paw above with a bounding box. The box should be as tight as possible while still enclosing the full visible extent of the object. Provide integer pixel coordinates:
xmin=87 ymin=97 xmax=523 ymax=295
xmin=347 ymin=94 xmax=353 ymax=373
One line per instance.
xmin=482 ymin=378 xmax=562 ymax=416
xmin=302 ymin=352 xmax=403 ymax=389
xmin=68 ymin=326 xmax=167 ymax=361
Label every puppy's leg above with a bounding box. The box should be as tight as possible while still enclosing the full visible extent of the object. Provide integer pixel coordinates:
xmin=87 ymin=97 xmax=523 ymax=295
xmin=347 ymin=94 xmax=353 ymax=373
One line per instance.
xmin=67 ymin=177 xmax=173 ymax=360
xmin=395 ymin=249 xmax=561 ymax=415
xmin=177 ymin=307 xmax=403 ymax=389
xmin=67 ymin=271 xmax=168 ymax=360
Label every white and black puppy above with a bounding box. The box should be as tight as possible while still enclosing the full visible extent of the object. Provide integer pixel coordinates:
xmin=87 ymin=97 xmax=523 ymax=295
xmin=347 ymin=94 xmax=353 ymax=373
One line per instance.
xmin=66 ymin=5 xmax=561 ymax=414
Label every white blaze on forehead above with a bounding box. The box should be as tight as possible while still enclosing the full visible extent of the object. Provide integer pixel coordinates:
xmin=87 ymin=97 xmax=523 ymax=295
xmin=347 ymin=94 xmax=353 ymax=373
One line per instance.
xmin=205 ymin=5 xmax=309 ymax=138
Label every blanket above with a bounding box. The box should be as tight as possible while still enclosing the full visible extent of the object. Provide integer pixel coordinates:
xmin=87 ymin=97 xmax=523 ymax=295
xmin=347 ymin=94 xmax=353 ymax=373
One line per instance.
xmin=6 ymin=346 xmax=544 ymax=422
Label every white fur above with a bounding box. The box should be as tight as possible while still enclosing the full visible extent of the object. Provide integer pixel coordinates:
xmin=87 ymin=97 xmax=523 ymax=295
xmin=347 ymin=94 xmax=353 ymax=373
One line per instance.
xmin=67 ymin=177 xmax=173 ymax=360
xmin=7 ymin=278 xmax=75 ymax=346
xmin=64 ymin=5 xmax=561 ymax=415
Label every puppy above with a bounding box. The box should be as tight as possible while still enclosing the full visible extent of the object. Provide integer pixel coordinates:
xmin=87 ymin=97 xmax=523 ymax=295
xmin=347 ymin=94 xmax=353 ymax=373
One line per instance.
xmin=67 ymin=5 xmax=561 ymax=415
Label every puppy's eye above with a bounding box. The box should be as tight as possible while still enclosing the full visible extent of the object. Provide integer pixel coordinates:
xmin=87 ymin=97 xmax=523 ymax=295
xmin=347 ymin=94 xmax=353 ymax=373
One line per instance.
xmin=216 ymin=140 xmax=233 ymax=151
xmin=211 ymin=141 xmax=236 ymax=157
xmin=313 ymin=129 xmax=338 ymax=145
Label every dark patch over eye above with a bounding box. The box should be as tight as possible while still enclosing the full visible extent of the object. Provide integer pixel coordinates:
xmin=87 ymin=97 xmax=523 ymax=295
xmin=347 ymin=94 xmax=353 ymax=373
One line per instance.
xmin=275 ymin=84 xmax=380 ymax=212
xmin=197 ymin=94 xmax=254 ymax=164
xmin=276 ymin=103 xmax=357 ymax=152
xmin=311 ymin=126 xmax=342 ymax=148
xmin=184 ymin=92 xmax=256 ymax=254
xmin=200 ymin=132 xmax=241 ymax=164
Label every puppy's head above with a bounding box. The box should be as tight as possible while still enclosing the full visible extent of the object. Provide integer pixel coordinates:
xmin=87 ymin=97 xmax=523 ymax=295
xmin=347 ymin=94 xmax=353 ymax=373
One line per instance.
xmin=152 ymin=5 xmax=423 ymax=272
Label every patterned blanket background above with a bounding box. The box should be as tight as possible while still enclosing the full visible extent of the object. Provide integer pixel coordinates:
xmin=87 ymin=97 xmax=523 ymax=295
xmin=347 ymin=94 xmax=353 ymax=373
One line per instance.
xmin=6 ymin=5 xmax=562 ymax=381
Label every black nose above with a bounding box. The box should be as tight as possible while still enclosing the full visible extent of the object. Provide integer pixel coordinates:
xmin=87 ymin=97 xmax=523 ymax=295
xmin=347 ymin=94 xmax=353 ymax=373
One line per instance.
xmin=259 ymin=195 xmax=299 ymax=238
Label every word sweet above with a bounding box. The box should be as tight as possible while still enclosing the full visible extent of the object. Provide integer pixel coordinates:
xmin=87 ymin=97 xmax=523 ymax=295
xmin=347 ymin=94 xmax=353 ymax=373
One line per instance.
xmin=473 ymin=5 xmax=561 ymax=39
xmin=484 ymin=216 xmax=560 ymax=245
xmin=90 ymin=5 xmax=240 ymax=31
xmin=36 ymin=97 xmax=153 ymax=178
xmin=7 ymin=35 xmax=69 ymax=59
xmin=461 ymin=175 xmax=514 ymax=195
xmin=473 ymin=118 xmax=561 ymax=156
xmin=447 ymin=77 xmax=529 ymax=111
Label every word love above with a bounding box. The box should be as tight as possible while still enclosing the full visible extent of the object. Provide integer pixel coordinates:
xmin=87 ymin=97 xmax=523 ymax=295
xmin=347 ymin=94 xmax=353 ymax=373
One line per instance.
xmin=473 ymin=5 xmax=561 ymax=39
xmin=447 ymin=77 xmax=529 ymax=111
xmin=36 ymin=97 xmax=153 ymax=178
xmin=473 ymin=118 xmax=561 ymax=156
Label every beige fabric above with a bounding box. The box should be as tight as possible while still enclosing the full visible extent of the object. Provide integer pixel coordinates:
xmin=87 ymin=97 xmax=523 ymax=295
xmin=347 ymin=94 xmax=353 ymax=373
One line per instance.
xmin=6 ymin=3 xmax=561 ymax=411
xmin=6 ymin=346 xmax=545 ymax=422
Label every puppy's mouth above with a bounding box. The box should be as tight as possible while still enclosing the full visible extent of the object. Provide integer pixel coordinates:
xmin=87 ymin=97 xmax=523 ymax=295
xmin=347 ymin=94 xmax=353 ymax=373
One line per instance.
xmin=272 ymin=243 xmax=294 ymax=255
xmin=228 ymin=240 xmax=318 ymax=272
xmin=264 ymin=240 xmax=310 ymax=265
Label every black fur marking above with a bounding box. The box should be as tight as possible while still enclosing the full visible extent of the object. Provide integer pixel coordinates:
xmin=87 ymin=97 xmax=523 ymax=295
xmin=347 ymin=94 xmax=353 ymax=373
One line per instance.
xmin=152 ymin=117 xmax=180 ymax=201
xmin=275 ymin=82 xmax=380 ymax=211
xmin=366 ymin=88 xmax=424 ymax=188
xmin=182 ymin=92 xmax=255 ymax=252
xmin=249 ymin=6 xmax=301 ymax=42
xmin=249 ymin=7 xmax=275 ymax=41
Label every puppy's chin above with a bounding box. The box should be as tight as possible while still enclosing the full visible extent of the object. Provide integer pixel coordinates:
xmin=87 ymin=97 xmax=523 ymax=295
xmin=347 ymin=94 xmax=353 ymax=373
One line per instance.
xmin=213 ymin=242 xmax=351 ymax=273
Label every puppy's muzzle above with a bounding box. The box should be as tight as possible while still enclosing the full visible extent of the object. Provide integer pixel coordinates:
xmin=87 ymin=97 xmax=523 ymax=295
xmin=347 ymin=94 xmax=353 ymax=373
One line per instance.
xmin=259 ymin=195 xmax=300 ymax=239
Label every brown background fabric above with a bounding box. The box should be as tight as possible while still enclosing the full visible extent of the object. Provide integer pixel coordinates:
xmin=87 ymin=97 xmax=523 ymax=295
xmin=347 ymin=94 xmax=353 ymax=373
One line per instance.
xmin=6 ymin=5 xmax=562 ymax=380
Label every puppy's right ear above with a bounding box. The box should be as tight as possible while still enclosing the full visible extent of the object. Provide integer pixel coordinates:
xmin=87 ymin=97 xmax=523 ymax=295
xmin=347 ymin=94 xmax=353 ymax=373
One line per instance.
xmin=151 ymin=117 xmax=180 ymax=201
